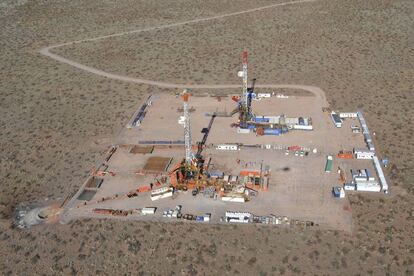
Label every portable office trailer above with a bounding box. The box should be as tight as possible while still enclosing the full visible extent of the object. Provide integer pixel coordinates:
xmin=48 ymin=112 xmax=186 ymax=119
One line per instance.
xmin=150 ymin=187 xmax=173 ymax=201
xmin=142 ymin=207 xmax=157 ymax=215
xmin=216 ymin=144 xmax=240 ymax=150
xmin=339 ymin=112 xmax=357 ymax=118
xmin=225 ymin=211 xmax=251 ymax=223
xmin=373 ymin=156 xmax=389 ymax=193
xmin=257 ymin=93 xmax=271 ymax=98
xmin=222 ymin=196 xmax=245 ymax=203
xmin=354 ymin=149 xmax=375 ymax=159
xmin=293 ymin=125 xmax=313 ymax=130
xmin=355 ymin=180 xmax=381 ymax=192
xmin=344 ymin=183 xmax=356 ymax=191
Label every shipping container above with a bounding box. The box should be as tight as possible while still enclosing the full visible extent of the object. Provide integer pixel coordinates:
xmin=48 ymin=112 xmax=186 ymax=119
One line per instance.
xmin=337 ymin=151 xmax=353 ymax=159
xmin=240 ymin=170 xmax=261 ymax=176
xmin=325 ymin=155 xmax=333 ymax=172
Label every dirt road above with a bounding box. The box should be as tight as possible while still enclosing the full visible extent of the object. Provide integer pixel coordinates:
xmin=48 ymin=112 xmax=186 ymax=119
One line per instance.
xmin=39 ymin=0 xmax=323 ymax=98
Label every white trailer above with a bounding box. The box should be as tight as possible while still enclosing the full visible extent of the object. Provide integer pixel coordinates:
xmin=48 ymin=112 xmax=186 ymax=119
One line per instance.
xmin=225 ymin=211 xmax=251 ymax=223
xmin=237 ymin=127 xmax=250 ymax=134
xmin=222 ymin=196 xmax=245 ymax=203
xmin=257 ymin=93 xmax=271 ymax=98
xmin=293 ymin=125 xmax=313 ymax=130
xmin=339 ymin=112 xmax=357 ymax=118
xmin=150 ymin=187 xmax=173 ymax=201
xmin=373 ymin=156 xmax=389 ymax=193
xmin=355 ymin=180 xmax=381 ymax=192
xmin=141 ymin=207 xmax=157 ymax=215
xmin=354 ymin=149 xmax=375 ymax=159
xmin=216 ymin=144 xmax=240 ymax=151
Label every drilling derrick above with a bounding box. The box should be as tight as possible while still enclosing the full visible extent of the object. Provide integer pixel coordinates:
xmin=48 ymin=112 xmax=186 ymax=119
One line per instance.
xmin=182 ymin=90 xmax=193 ymax=164
xmin=239 ymin=50 xmax=251 ymax=128
xmin=242 ymin=50 xmax=248 ymax=105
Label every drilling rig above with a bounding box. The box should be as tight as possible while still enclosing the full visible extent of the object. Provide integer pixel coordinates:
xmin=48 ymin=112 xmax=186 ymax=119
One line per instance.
xmin=231 ymin=50 xmax=255 ymax=128
xmin=169 ymin=90 xmax=207 ymax=189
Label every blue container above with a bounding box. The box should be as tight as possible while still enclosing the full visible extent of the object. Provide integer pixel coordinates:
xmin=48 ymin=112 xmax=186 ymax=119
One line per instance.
xmin=196 ymin=216 xmax=204 ymax=222
xmin=247 ymin=124 xmax=256 ymax=130
xmin=263 ymin=128 xmax=281 ymax=135
xmin=254 ymin=117 xmax=270 ymax=123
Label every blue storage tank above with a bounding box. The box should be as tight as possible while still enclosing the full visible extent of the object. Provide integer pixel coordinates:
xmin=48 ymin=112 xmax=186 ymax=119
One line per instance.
xmin=263 ymin=128 xmax=281 ymax=135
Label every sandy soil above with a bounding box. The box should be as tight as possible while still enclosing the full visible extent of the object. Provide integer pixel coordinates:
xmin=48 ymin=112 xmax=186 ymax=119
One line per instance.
xmin=0 ymin=0 xmax=413 ymax=275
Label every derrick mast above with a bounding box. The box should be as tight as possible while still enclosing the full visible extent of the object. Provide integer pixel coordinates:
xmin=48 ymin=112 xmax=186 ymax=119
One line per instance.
xmin=182 ymin=90 xmax=193 ymax=164
xmin=239 ymin=50 xmax=251 ymax=128
xmin=242 ymin=50 xmax=248 ymax=105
